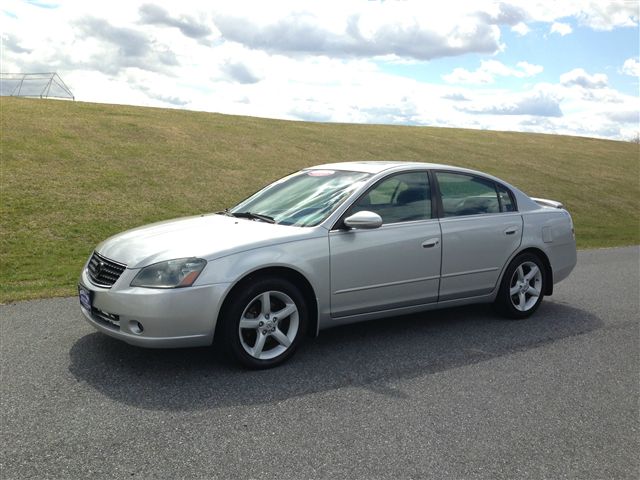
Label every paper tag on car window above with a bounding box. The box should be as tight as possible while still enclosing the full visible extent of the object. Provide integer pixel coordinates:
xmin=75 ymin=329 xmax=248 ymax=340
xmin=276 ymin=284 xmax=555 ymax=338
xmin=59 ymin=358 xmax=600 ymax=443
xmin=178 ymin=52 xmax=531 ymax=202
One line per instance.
xmin=307 ymin=170 xmax=335 ymax=177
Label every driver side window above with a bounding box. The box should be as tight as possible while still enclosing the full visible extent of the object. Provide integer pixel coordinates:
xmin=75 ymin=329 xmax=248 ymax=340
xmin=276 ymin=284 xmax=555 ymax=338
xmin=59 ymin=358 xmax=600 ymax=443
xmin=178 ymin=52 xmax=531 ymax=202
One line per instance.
xmin=348 ymin=172 xmax=431 ymax=224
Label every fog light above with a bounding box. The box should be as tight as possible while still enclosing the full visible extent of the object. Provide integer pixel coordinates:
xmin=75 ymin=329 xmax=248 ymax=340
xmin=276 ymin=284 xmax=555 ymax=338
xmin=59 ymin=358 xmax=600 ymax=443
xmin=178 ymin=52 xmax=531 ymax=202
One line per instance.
xmin=129 ymin=321 xmax=144 ymax=334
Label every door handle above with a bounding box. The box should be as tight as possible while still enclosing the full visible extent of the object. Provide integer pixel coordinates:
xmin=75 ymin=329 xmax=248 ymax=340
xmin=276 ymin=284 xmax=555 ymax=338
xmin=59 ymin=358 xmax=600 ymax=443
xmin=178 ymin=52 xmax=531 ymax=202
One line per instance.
xmin=422 ymin=238 xmax=440 ymax=248
xmin=504 ymin=226 xmax=519 ymax=235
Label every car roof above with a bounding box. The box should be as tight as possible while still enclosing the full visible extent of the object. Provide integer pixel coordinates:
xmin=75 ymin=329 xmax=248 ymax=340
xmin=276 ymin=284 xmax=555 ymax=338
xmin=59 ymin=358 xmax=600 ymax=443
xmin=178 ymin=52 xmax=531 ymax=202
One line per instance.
xmin=306 ymin=161 xmax=480 ymax=175
xmin=307 ymin=161 xmax=543 ymax=213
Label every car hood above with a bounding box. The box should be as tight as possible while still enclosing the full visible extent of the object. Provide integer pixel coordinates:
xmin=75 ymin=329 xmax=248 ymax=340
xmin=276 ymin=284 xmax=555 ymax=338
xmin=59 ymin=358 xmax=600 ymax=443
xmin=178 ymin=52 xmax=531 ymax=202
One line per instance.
xmin=95 ymin=214 xmax=325 ymax=269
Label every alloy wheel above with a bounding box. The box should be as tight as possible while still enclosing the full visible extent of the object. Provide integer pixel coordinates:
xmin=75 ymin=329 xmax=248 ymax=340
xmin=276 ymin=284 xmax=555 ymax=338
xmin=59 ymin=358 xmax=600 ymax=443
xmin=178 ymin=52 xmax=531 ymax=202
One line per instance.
xmin=509 ymin=261 xmax=542 ymax=312
xmin=238 ymin=290 xmax=299 ymax=360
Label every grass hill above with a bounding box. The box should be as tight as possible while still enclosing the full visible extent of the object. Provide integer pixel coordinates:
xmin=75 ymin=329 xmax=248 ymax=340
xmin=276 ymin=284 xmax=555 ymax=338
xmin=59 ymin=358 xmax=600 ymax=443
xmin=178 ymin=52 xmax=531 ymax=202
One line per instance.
xmin=1 ymin=97 xmax=638 ymax=302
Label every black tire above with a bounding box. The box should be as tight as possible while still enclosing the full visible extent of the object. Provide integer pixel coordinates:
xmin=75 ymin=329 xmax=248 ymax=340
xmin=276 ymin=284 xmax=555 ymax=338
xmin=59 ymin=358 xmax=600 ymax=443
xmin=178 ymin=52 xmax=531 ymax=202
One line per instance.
xmin=220 ymin=277 xmax=308 ymax=369
xmin=495 ymin=253 xmax=546 ymax=319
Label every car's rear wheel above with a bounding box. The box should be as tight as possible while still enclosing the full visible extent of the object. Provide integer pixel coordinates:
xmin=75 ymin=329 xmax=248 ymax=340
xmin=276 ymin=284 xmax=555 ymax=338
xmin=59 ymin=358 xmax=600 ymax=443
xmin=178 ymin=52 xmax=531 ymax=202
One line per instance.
xmin=221 ymin=277 xmax=308 ymax=369
xmin=496 ymin=253 xmax=546 ymax=319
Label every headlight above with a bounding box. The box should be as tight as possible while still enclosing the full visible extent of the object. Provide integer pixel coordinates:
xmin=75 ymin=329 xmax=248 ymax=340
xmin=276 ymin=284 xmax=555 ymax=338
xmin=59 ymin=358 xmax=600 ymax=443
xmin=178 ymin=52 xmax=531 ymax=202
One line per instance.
xmin=131 ymin=258 xmax=207 ymax=288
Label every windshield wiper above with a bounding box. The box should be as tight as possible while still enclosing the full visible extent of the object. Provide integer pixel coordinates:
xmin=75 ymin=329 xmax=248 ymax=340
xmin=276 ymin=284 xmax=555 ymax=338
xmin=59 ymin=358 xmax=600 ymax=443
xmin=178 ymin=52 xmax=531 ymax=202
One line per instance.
xmin=215 ymin=209 xmax=235 ymax=217
xmin=229 ymin=211 xmax=276 ymax=224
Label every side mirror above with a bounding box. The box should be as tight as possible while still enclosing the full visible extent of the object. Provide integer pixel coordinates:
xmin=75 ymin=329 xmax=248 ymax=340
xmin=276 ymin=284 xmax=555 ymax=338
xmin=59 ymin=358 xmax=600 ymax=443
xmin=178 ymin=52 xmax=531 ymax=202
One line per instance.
xmin=343 ymin=211 xmax=383 ymax=230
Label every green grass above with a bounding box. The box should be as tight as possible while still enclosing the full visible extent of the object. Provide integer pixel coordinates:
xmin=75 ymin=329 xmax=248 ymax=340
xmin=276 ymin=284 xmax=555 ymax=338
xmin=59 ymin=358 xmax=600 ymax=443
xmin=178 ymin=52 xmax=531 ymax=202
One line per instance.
xmin=1 ymin=97 xmax=638 ymax=302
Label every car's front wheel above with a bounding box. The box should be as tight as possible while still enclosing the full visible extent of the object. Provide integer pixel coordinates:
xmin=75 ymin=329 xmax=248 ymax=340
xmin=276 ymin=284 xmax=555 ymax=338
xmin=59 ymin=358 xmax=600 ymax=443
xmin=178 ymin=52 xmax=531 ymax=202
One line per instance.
xmin=496 ymin=253 xmax=546 ymax=319
xmin=221 ymin=277 xmax=308 ymax=369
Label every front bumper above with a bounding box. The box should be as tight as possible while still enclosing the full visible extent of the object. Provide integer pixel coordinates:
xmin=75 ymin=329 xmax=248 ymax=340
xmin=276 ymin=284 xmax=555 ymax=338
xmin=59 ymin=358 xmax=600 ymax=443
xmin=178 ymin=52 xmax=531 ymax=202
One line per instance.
xmin=79 ymin=267 xmax=230 ymax=348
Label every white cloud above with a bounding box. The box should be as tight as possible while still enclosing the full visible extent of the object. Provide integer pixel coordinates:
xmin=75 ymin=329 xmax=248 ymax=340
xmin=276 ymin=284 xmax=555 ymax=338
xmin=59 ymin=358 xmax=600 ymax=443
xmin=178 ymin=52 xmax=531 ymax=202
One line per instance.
xmin=605 ymin=110 xmax=639 ymax=123
xmin=550 ymin=22 xmax=573 ymax=36
xmin=443 ymin=67 xmax=494 ymax=85
xmin=508 ymin=1 xmax=638 ymax=31
xmin=560 ymin=68 xmax=608 ymax=89
xmin=459 ymin=88 xmax=563 ymax=117
xmin=575 ymin=1 xmax=639 ymax=30
xmin=220 ymin=60 xmax=262 ymax=84
xmin=622 ymin=58 xmax=640 ymax=77
xmin=138 ymin=3 xmax=212 ymax=40
xmin=210 ymin=3 xmax=504 ymax=61
xmin=441 ymin=92 xmax=471 ymax=102
xmin=443 ymin=60 xmax=543 ymax=84
xmin=1 ymin=0 xmax=638 ymax=141
xmin=516 ymin=61 xmax=544 ymax=76
xmin=511 ymin=22 xmax=531 ymax=36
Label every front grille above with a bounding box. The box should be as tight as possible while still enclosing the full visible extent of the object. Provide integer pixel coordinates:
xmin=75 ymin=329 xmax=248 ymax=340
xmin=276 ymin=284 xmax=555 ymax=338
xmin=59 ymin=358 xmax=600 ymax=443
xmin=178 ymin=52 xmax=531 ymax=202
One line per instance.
xmin=87 ymin=251 xmax=126 ymax=287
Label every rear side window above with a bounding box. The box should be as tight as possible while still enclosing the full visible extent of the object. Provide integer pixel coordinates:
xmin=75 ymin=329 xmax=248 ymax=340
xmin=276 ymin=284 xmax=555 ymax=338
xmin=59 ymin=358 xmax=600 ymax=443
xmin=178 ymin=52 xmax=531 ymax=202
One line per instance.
xmin=436 ymin=172 xmax=500 ymax=217
xmin=496 ymin=184 xmax=516 ymax=212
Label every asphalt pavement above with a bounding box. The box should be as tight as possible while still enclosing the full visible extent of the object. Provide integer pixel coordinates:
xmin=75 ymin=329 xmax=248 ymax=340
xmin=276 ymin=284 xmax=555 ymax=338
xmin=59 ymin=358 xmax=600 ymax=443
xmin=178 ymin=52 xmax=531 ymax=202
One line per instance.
xmin=1 ymin=246 xmax=638 ymax=479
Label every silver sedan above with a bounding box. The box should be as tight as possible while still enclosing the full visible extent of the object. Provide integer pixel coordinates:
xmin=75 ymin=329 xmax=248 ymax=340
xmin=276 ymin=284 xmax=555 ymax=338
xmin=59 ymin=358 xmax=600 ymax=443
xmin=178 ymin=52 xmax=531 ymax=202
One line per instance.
xmin=78 ymin=162 xmax=577 ymax=368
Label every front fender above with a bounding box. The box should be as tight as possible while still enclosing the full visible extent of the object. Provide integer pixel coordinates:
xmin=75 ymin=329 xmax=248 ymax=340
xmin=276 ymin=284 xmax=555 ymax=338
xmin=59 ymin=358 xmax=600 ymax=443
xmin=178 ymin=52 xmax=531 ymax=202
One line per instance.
xmin=195 ymin=236 xmax=331 ymax=330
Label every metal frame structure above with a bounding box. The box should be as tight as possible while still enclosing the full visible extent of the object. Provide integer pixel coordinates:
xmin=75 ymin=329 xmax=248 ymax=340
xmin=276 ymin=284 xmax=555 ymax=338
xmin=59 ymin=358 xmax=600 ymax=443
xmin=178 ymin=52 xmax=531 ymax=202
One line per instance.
xmin=0 ymin=72 xmax=74 ymax=100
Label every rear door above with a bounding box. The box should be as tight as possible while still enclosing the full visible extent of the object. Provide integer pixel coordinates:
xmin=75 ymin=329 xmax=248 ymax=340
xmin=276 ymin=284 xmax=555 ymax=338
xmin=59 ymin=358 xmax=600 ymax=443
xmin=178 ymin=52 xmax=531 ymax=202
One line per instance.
xmin=435 ymin=171 xmax=522 ymax=301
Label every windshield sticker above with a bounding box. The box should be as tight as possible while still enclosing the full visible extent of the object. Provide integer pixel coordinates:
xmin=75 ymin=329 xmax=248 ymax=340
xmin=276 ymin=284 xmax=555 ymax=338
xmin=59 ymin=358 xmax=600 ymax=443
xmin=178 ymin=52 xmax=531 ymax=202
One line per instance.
xmin=307 ymin=170 xmax=335 ymax=177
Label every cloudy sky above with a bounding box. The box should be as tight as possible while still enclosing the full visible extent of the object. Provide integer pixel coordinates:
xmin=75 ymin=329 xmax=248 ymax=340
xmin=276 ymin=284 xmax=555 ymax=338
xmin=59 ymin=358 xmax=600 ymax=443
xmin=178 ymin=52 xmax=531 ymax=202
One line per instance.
xmin=2 ymin=0 xmax=639 ymax=140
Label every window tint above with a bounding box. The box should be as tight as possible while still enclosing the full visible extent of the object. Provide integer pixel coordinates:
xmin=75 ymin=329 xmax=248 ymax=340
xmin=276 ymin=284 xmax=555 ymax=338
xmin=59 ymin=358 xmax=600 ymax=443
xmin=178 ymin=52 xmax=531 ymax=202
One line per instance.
xmin=436 ymin=172 xmax=500 ymax=217
xmin=496 ymin=184 xmax=515 ymax=212
xmin=348 ymin=172 xmax=431 ymax=224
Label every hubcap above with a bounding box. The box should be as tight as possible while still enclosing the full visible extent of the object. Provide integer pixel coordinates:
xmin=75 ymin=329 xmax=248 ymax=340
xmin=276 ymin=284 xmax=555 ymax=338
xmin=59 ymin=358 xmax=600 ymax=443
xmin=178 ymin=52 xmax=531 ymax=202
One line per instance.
xmin=509 ymin=261 xmax=542 ymax=312
xmin=238 ymin=290 xmax=299 ymax=360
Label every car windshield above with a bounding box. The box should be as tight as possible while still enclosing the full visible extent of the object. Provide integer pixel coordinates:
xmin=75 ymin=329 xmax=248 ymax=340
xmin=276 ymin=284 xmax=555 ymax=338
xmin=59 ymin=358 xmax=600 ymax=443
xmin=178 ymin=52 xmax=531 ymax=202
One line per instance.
xmin=230 ymin=169 xmax=372 ymax=227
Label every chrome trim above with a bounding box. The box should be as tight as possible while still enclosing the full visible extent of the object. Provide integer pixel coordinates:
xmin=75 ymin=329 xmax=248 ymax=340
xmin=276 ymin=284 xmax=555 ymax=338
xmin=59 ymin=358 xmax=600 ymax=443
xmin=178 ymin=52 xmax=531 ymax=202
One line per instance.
xmin=437 ymin=211 xmax=523 ymax=222
xmin=440 ymin=266 xmax=499 ymax=279
xmin=87 ymin=251 xmax=127 ymax=288
xmin=334 ymin=274 xmax=440 ymax=295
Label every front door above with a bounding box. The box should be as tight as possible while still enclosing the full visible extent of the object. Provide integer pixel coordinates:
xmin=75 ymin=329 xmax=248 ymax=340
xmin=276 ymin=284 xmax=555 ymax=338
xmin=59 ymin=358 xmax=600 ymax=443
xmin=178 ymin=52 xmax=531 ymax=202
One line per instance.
xmin=329 ymin=171 xmax=441 ymax=318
